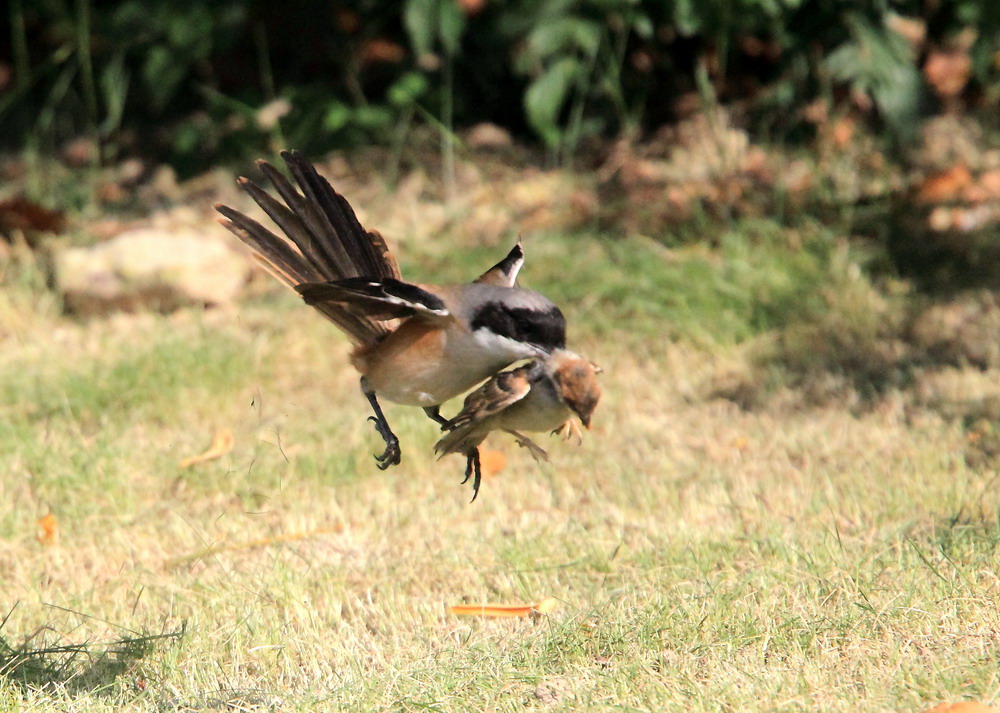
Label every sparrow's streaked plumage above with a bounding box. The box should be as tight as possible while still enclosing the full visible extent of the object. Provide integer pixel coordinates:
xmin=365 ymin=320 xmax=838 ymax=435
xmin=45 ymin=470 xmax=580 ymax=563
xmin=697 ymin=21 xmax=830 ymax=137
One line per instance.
xmin=435 ymin=349 xmax=602 ymax=499
xmin=215 ymin=151 xmax=566 ymax=473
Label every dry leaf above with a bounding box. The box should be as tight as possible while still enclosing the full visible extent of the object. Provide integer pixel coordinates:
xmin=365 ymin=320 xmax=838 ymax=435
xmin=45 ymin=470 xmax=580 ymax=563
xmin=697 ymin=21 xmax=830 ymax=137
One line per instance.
xmin=917 ymin=165 xmax=973 ymax=204
xmin=921 ymin=703 xmax=998 ymax=713
xmin=924 ymin=48 xmax=972 ymax=99
xmin=978 ymin=169 xmax=1000 ymax=198
xmin=885 ymin=14 xmax=926 ymax=51
xmin=255 ymin=98 xmax=291 ymax=130
xmin=179 ymin=428 xmax=234 ymax=468
xmin=830 ymin=116 xmax=856 ymax=148
xmin=479 ymin=448 xmax=507 ymax=477
xmin=0 ymin=196 xmax=66 ymax=238
xmin=458 ymin=0 xmax=486 ymax=16
xmin=361 ymin=38 xmax=406 ymax=64
xmin=37 ymin=513 xmax=58 ymax=546
xmin=449 ymin=597 xmax=559 ymax=618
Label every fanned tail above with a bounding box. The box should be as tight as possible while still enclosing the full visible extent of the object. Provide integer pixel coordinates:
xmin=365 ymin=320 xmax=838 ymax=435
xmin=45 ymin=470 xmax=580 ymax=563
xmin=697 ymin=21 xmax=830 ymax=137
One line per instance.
xmin=434 ymin=418 xmax=485 ymax=458
xmin=216 ymin=150 xmax=400 ymax=346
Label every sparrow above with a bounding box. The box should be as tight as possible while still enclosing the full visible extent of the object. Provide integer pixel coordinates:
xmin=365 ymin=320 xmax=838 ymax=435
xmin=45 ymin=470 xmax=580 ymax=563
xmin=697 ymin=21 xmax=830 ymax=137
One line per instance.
xmin=215 ymin=150 xmax=567 ymax=472
xmin=434 ymin=349 xmax=602 ymax=500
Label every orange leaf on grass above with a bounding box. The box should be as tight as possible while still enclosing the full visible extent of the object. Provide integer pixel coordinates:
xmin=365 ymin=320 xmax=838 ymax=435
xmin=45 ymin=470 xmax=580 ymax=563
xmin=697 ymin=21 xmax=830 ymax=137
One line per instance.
xmin=479 ymin=448 xmax=507 ymax=477
xmin=179 ymin=428 xmax=234 ymax=468
xmin=37 ymin=513 xmax=58 ymax=546
xmin=921 ymin=703 xmax=998 ymax=713
xmin=449 ymin=597 xmax=559 ymax=618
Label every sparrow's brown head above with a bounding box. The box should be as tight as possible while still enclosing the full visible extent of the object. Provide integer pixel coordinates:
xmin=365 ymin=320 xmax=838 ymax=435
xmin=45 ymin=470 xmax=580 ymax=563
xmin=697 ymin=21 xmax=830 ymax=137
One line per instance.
xmin=549 ymin=350 xmax=602 ymax=428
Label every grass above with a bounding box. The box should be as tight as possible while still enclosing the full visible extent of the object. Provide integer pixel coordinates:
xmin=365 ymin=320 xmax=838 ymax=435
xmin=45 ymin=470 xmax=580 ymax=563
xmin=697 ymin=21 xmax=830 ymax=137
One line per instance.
xmin=411 ymin=217 xmax=852 ymax=348
xmin=1 ymin=218 xmax=999 ymax=712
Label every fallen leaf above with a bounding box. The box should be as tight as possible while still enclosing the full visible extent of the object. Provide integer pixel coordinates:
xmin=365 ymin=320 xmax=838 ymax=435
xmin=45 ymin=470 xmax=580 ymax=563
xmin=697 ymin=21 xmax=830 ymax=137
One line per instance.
xmin=449 ymin=597 xmax=559 ymax=618
xmin=255 ymin=98 xmax=291 ymax=130
xmin=917 ymin=165 xmax=973 ymax=204
xmin=179 ymin=428 xmax=235 ymax=468
xmin=830 ymin=116 xmax=856 ymax=148
xmin=885 ymin=14 xmax=926 ymax=50
xmin=0 ymin=196 xmax=66 ymax=238
xmin=37 ymin=513 xmax=58 ymax=546
xmin=479 ymin=448 xmax=507 ymax=477
xmin=458 ymin=0 xmax=486 ymax=16
xmin=361 ymin=38 xmax=406 ymax=65
xmin=466 ymin=123 xmax=513 ymax=150
xmin=924 ymin=47 xmax=972 ymax=99
xmin=978 ymin=169 xmax=1000 ymax=198
xmin=921 ymin=703 xmax=998 ymax=713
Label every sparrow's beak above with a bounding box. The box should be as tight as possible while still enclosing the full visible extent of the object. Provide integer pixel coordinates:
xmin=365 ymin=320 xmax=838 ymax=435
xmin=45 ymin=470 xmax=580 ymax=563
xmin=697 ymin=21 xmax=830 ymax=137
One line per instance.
xmin=580 ymin=414 xmax=591 ymax=429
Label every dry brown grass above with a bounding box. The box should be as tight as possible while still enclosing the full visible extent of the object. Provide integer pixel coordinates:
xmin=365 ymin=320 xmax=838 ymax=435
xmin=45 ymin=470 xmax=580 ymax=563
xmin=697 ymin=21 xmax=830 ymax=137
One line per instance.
xmin=2 ymin=152 xmax=1000 ymax=710
xmin=2 ymin=273 xmax=999 ymax=712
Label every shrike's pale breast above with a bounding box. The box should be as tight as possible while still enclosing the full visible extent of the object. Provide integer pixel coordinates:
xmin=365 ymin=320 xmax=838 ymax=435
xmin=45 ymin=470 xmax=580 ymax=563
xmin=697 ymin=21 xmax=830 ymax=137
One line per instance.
xmin=353 ymin=320 xmax=534 ymax=406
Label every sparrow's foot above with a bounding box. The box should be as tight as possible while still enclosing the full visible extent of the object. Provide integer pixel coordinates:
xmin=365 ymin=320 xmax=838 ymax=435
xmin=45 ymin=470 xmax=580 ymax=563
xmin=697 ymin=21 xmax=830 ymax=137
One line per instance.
xmin=368 ymin=416 xmax=401 ymax=469
xmin=505 ymin=429 xmax=550 ymax=462
xmin=462 ymin=448 xmax=482 ymax=502
xmin=552 ymin=419 xmax=584 ymax=444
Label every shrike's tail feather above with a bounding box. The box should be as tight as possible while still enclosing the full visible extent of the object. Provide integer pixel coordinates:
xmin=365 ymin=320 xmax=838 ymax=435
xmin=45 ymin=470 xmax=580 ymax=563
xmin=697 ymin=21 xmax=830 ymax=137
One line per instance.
xmin=216 ymin=150 xmax=400 ymax=346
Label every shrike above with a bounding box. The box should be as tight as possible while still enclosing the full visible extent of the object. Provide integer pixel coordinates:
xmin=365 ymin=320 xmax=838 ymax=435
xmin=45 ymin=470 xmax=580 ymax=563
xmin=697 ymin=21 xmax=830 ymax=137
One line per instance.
xmin=216 ymin=151 xmax=567 ymax=471
xmin=435 ymin=349 xmax=602 ymax=499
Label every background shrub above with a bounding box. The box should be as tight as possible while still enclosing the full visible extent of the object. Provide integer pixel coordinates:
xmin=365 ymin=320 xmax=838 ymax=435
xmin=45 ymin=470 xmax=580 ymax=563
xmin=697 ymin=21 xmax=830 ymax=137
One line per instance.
xmin=1 ymin=0 xmax=997 ymax=171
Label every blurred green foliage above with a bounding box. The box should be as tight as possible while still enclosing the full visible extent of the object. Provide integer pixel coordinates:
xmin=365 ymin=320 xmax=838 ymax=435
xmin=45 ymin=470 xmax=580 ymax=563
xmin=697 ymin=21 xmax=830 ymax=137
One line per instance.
xmin=1 ymin=0 xmax=997 ymax=171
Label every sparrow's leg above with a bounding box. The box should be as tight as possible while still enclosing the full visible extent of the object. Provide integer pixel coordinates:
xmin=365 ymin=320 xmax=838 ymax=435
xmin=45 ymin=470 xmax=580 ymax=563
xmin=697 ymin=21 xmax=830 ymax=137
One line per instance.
xmin=503 ymin=429 xmax=550 ymax=462
xmin=423 ymin=406 xmax=450 ymax=429
xmin=360 ymin=377 xmax=401 ymax=469
xmin=462 ymin=448 xmax=482 ymax=502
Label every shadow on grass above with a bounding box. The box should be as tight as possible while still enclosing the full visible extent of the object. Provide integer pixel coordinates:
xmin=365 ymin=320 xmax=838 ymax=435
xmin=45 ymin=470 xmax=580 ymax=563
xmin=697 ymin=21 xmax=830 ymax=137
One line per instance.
xmin=0 ymin=604 xmax=184 ymax=696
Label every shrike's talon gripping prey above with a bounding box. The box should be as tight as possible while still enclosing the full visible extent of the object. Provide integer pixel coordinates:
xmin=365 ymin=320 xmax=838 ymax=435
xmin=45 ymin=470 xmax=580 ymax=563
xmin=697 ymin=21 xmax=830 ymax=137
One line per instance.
xmin=216 ymin=151 xmax=568 ymax=494
xmin=435 ymin=349 xmax=602 ymax=491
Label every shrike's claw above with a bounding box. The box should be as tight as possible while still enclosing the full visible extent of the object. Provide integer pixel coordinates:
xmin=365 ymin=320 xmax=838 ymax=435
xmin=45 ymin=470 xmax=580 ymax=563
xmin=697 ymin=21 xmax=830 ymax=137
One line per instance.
xmin=373 ymin=443 xmax=401 ymax=469
xmin=368 ymin=416 xmax=401 ymax=469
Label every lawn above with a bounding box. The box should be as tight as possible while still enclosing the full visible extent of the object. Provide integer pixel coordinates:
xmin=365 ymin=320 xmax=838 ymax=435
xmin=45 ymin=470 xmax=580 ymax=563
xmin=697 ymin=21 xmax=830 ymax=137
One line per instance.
xmin=1 ymin=212 xmax=998 ymax=712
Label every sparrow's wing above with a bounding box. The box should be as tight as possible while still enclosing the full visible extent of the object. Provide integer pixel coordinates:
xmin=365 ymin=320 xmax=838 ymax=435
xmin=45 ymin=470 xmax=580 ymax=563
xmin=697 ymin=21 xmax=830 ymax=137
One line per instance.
xmin=296 ymin=278 xmax=450 ymax=321
xmin=434 ymin=364 xmax=535 ymax=456
xmin=474 ymin=242 xmax=524 ymax=287
xmin=450 ymin=364 xmax=535 ymax=428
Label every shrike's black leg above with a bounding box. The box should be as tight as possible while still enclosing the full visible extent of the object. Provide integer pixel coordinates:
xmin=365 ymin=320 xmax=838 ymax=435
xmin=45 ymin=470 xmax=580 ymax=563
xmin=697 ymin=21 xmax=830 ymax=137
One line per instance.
xmin=361 ymin=377 xmax=401 ymax=469
xmin=462 ymin=447 xmax=482 ymax=502
xmin=423 ymin=406 xmax=450 ymax=429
